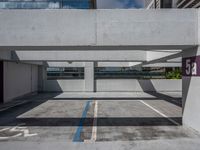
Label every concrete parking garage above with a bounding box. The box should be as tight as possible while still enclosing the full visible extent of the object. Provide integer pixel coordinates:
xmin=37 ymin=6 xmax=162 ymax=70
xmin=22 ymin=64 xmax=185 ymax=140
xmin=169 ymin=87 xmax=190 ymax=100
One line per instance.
xmin=1 ymin=8 xmax=200 ymax=149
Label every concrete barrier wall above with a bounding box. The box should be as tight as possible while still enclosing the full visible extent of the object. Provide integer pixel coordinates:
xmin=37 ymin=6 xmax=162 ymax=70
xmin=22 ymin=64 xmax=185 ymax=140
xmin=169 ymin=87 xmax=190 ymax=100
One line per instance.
xmin=44 ymin=80 xmax=85 ymax=92
xmin=0 ymin=9 xmax=197 ymax=48
xmin=3 ymin=61 xmax=38 ymax=103
xmin=96 ymin=79 xmax=181 ymax=92
xmin=43 ymin=79 xmax=181 ymax=92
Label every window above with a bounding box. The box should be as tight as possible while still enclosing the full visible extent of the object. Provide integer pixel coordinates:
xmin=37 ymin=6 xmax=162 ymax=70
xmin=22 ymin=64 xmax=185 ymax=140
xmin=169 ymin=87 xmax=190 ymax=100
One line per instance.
xmin=0 ymin=0 xmax=95 ymax=9
xmin=47 ymin=67 xmax=84 ymax=80
xmin=95 ymin=67 xmax=181 ymax=79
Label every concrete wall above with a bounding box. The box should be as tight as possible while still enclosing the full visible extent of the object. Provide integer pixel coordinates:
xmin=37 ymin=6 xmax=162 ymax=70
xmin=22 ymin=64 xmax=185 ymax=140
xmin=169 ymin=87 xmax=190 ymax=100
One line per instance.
xmin=3 ymin=61 xmax=38 ymax=103
xmin=96 ymin=9 xmax=196 ymax=47
xmin=44 ymin=80 xmax=85 ymax=92
xmin=182 ymin=75 xmax=200 ymax=132
xmin=146 ymin=50 xmax=181 ymax=61
xmin=0 ymin=9 xmax=197 ymax=49
xmin=182 ymin=47 xmax=200 ymax=132
xmin=13 ymin=50 xmax=146 ymax=61
xmin=96 ymin=79 xmax=181 ymax=92
xmin=43 ymin=79 xmax=181 ymax=92
xmin=0 ymin=50 xmax=11 ymax=60
xmin=182 ymin=9 xmax=200 ymax=132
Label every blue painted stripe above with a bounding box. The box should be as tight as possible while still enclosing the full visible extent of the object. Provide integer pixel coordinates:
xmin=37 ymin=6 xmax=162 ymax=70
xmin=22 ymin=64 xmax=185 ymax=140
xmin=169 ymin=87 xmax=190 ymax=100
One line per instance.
xmin=73 ymin=100 xmax=91 ymax=142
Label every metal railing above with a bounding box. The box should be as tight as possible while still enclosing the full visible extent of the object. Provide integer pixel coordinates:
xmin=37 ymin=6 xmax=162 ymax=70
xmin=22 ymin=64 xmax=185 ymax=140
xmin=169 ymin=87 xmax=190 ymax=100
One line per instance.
xmin=0 ymin=0 xmax=96 ymax=9
xmin=177 ymin=0 xmax=200 ymax=8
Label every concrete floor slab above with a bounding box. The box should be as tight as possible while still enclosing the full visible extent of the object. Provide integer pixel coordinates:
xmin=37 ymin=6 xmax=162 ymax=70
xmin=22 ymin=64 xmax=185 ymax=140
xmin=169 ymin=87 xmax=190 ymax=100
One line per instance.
xmin=0 ymin=92 xmax=199 ymax=150
xmin=98 ymin=100 xmax=161 ymax=117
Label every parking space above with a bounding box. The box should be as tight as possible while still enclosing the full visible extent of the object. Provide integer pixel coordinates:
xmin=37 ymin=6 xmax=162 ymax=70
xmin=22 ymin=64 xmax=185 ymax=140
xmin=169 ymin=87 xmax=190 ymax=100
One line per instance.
xmin=96 ymin=99 xmax=184 ymax=141
xmin=0 ymin=92 xmax=199 ymax=144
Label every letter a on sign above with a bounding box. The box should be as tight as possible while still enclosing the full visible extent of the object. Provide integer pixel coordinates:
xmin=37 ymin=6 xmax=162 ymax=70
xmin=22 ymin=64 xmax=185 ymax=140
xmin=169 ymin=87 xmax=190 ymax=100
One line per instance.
xmin=192 ymin=62 xmax=197 ymax=75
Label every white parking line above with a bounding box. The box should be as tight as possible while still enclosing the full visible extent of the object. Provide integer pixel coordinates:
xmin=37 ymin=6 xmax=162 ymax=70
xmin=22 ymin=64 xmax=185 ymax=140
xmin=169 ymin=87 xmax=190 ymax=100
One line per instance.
xmin=0 ymin=133 xmax=22 ymax=140
xmin=0 ymin=128 xmax=10 ymax=132
xmin=91 ymin=100 xmax=98 ymax=141
xmin=140 ymin=100 xmax=180 ymax=126
xmin=85 ymin=100 xmax=98 ymax=143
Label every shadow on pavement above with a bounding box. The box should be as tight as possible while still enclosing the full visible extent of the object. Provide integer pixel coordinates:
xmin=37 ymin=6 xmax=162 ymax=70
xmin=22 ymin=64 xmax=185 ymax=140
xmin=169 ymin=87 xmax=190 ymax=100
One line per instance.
xmin=0 ymin=117 xmax=182 ymax=126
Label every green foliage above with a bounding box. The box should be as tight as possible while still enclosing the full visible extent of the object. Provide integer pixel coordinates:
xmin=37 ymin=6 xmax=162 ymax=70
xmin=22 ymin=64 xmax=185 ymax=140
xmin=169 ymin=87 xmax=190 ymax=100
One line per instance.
xmin=165 ymin=68 xmax=182 ymax=79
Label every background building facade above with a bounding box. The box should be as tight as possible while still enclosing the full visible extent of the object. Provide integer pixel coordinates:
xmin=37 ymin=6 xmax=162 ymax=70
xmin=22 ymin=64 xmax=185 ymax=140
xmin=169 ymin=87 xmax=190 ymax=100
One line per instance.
xmin=177 ymin=0 xmax=200 ymax=8
xmin=0 ymin=0 xmax=97 ymax=9
xmin=145 ymin=0 xmax=200 ymax=9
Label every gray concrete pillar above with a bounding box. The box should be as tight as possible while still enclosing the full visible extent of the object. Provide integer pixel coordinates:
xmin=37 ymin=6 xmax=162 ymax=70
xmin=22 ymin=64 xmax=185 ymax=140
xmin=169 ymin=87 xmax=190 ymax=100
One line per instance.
xmin=182 ymin=46 xmax=200 ymax=132
xmin=0 ymin=61 xmax=3 ymax=103
xmin=84 ymin=62 xmax=95 ymax=92
xmin=172 ymin=0 xmax=178 ymax=8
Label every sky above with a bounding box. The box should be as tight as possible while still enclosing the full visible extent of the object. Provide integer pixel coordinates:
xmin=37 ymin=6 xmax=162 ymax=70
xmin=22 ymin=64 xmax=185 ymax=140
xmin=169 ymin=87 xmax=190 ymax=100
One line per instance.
xmin=97 ymin=0 xmax=144 ymax=9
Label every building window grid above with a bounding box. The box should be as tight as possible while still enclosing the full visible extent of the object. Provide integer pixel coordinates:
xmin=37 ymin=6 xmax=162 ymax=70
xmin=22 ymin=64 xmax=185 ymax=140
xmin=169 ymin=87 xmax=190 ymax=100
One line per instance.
xmin=177 ymin=0 xmax=200 ymax=8
xmin=0 ymin=0 xmax=96 ymax=9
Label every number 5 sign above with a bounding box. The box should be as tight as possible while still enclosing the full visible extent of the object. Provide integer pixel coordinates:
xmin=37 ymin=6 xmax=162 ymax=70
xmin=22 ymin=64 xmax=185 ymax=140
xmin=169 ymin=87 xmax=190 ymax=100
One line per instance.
xmin=182 ymin=56 xmax=200 ymax=76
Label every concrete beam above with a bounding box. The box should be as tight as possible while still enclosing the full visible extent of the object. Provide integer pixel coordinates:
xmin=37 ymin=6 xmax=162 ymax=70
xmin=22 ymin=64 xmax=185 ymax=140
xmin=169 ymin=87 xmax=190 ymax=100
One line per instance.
xmin=143 ymin=62 xmax=181 ymax=67
xmin=167 ymin=57 xmax=182 ymax=63
xmin=0 ymin=45 xmax=194 ymax=51
xmin=45 ymin=61 xmax=181 ymax=68
xmin=46 ymin=62 xmax=134 ymax=67
xmin=21 ymin=61 xmax=43 ymax=66
xmin=0 ymin=50 xmax=11 ymax=60
xmin=96 ymin=9 xmax=197 ymax=47
xmin=45 ymin=62 xmax=85 ymax=67
xmin=97 ymin=62 xmax=131 ymax=67
xmin=84 ymin=62 xmax=95 ymax=92
xmin=146 ymin=50 xmax=181 ymax=61
xmin=0 ymin=9 xmax=197 ymax=50
xmin=133 ymin=51 xmax=183 ymax=68
xmin=12 ymin=50 xmax=146 ymax=62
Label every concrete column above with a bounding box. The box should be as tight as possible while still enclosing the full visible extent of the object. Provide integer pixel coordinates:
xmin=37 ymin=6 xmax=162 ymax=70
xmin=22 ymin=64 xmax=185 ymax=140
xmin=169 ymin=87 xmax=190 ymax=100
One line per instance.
xmin=182 ymin=46 xmax=200 ymax=132
xmin=84 ymin=62 xmax=95 ymax=92
xmin=172 ymin=0 xmax=178 ymax=8
xmin=0 ymin=61 xmax=3 ymax=103
xmin=38 ymin=65 xmax=46 ymax=92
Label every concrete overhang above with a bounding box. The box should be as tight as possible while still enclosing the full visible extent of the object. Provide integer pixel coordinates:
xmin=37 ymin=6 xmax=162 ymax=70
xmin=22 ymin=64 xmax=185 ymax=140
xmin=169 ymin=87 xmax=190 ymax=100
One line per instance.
xmin=129 ymin=51 xmax=182 ymax=68
xmin=12 ymin=50 xmax=181 ymax=62
xmin=0 ymin=9 xmax=198 ymax=50
xmin=45 ymin=62 xmax=85 ymax=67
xmin=12 ymin=50 xmax=147 ymax=62
xmin=143 ymin=62 xmax=181 ymax=67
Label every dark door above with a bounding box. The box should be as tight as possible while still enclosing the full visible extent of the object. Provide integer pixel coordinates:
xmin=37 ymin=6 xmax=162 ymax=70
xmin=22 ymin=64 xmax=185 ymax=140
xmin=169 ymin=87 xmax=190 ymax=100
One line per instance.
xmin=0 ymin=61 xmax=3 ymax=103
